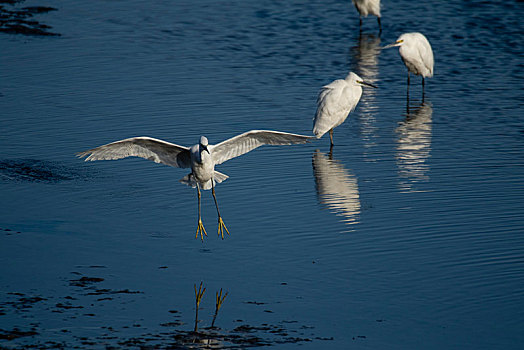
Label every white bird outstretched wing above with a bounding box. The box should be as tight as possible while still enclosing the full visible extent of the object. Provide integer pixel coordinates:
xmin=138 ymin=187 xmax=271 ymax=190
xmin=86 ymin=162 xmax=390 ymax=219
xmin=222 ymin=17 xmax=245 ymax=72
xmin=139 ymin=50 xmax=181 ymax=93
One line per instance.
xmin=77 ymin=137 xmax=191 ymax=168
xmin=211 ymin=130 xmax=311 ymax=165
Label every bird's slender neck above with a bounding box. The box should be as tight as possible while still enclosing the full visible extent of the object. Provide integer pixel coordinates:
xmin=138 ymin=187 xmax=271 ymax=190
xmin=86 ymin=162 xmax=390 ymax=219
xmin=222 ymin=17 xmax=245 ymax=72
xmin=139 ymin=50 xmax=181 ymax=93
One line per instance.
xmin=196 ymin=144 xmax=209 ymax=164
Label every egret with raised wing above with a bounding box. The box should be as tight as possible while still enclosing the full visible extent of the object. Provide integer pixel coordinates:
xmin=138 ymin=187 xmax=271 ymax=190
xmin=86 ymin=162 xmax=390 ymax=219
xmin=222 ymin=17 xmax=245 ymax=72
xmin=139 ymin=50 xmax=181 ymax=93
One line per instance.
xmin=383 ymin=32 xmax=434 ymax=92
xmin=77 ymin=130 xmax=311 ymax=241
xmin=313 ymin=72 xmax=377 ymax=148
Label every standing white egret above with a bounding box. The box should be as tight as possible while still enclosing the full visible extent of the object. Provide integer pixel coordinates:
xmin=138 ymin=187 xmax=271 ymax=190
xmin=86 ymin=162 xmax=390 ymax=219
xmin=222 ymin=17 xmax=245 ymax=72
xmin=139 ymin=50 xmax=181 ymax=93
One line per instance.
xmin=383 ymin=32 xmax=434 ymax=91
xmin=77 ymin=130 xmax=311 ymax=241
xmin=352 ymin=0 xmax=381 ymax=32
xmin=313 ymin=72 xmax=377 ymax=147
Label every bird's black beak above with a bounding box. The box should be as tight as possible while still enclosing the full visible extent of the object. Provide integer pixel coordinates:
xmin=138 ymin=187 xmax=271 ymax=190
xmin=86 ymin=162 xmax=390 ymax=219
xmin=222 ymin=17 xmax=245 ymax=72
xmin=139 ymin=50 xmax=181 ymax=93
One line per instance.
xmin=202 ymin=145 xmax=210 ymax=154
xmin=383 ymin=39 xmax=403 ymax=50
xmin=382 ymin=43 xmax=396 ymax=49
xmin=358 ymin=80 xmax=378 ymax=88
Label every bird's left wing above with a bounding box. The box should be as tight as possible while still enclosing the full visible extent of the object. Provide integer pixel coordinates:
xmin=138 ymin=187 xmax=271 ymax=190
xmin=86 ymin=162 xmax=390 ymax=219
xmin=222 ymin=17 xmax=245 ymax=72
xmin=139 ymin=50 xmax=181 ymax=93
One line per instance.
xmin=211 ymin=130 xmax=312 ymax=165
xmin=77 ymin=137 xmax=191 ymax=168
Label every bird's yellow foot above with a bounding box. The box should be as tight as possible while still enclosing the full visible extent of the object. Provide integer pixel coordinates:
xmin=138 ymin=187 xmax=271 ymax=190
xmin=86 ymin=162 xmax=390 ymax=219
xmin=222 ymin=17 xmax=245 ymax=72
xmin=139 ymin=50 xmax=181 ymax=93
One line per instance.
xmin=195 ymin=219 xmax=207 ymax=241
xmin=217 ymin=217 xmax=230 ymax=239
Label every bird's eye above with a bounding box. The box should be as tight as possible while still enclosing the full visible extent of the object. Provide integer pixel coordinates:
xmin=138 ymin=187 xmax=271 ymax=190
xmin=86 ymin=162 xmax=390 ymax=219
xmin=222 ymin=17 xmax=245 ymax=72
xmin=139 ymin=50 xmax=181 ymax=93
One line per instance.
xmin=397 ymin=39 xmax=404 ymax=43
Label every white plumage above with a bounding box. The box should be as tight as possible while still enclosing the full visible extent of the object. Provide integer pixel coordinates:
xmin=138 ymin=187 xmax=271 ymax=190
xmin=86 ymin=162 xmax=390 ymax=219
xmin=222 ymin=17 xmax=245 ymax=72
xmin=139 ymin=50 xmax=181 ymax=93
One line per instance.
xmin=353 ymin=0 xmax=381 ymax=17
xmin=384 ymin=32 xmax=434 ymax=88
xmin=313 ymin=72 xmax=377 ymax=146
xmin=352 ymin=0 xmax=381 ymax=31
xmin=78 ymin=130 xmax=311 ymax=240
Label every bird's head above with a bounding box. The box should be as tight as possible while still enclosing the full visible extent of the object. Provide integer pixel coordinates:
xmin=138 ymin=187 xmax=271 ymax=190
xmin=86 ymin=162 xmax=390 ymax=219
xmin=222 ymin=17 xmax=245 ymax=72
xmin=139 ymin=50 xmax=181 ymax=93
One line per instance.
xmin=199 ymin=136 xmax=210 ymax=154
xmin=383 ymin=38 xmax=404 ymax=49
xmin=346 ymin=72 xmax=378 ymax=89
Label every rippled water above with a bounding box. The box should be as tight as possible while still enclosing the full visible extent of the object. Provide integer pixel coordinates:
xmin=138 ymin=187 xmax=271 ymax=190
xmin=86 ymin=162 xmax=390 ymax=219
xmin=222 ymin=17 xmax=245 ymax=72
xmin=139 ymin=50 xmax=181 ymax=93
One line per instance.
xmin=1 ymin=0 xmax=523 ymax=348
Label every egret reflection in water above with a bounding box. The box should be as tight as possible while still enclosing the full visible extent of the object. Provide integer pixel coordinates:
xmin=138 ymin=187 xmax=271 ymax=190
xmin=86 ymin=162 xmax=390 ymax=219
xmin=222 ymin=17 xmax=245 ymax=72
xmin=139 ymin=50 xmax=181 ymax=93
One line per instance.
xmin=350 ymin=33 xmax=381 ymax=82
xmin=396 ymin=100 xmax=433 ymax=192
xmin=312 ymin=150 xmax=361 ymax=226
xmin=349 ymin=33 xmax=381 ymax=159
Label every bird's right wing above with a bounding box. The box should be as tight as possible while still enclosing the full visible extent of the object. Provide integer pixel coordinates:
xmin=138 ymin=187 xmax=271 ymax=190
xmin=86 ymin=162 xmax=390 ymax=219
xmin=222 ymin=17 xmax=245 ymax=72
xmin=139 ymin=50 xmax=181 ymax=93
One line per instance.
xmin=77 ymin=137 xmax=191 ymax=168
xmin=211 ymin=130 xmax=311 ymax=165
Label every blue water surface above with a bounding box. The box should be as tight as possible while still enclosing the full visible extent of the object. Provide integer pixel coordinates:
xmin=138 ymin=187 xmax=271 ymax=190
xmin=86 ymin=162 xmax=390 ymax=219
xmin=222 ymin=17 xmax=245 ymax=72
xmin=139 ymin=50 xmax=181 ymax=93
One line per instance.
xmin=1 ymin=0 xmax=523 ymax=349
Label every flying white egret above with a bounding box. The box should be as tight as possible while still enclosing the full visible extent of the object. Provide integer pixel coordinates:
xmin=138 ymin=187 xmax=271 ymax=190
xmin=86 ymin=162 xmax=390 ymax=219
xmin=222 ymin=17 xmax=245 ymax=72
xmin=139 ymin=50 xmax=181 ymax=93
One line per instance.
xmin=383 ymin=32 xmax=434 ymax=90
xmin=77 ymin=130 xmax=312 ymax=241
xmin=313 ymin=72 xmax=377 ymax=147
xmin=352 ymin=0 xmax=381 ymax=32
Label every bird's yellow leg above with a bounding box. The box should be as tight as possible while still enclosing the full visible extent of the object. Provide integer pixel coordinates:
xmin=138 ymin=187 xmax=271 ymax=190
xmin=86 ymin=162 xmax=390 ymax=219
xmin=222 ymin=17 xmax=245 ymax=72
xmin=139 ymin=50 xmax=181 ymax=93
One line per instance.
xmin=217 ymin=217 xmax=229 ymax=240
xmin=212 ymin=185 xmax=230 ymax=239
xmin=195 ymin=185 xmax=207 ymax=241
xmin=196 ymin=219 xmax=207 ymax=242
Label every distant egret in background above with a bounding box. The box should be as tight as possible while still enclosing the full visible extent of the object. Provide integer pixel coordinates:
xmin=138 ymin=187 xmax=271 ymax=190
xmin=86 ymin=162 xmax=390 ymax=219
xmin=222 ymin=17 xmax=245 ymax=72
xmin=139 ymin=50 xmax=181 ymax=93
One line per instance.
xmin=313 ymin=72 xmax=377 ymax=147
xmin=352 ymin=0 xmax=381 ymax=32
xmin=383 ymin=32 xmax=434 ymax=91
xmin=77 ymin=130 xmax=311 ymax=241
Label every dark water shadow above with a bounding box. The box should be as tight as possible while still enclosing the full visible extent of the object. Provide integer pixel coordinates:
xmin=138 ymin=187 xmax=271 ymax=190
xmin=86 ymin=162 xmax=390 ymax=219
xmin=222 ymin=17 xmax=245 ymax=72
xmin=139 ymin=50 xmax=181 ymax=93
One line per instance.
xmin=0 ymin=0 xmax=60 ymax=36
xmin=0 ymin=159 xmax=90 ymax=183
xmin=0 ymin=276 xmax=333 ymax=348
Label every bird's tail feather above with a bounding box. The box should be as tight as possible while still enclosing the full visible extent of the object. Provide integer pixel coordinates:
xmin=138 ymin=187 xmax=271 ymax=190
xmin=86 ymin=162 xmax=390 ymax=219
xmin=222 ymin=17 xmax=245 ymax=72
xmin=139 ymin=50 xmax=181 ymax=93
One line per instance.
xmin=213 ymin=171 xmax=229 ymax=184
xmin=179 ymin=171 xmax=229 ymax=190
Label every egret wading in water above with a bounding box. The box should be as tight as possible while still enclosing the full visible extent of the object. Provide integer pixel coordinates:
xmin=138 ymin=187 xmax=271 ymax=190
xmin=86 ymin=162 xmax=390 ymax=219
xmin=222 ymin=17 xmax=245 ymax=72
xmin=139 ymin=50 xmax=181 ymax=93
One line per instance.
xmin=383 ymin=32 xmax=434 ymax=93
xmin=352 ymin=0 xmax=381 ymax=32
xmin=77 ymin=130 xmax=311 ymax=241
xmin=313 ymin=72 xmax=377 ymax=148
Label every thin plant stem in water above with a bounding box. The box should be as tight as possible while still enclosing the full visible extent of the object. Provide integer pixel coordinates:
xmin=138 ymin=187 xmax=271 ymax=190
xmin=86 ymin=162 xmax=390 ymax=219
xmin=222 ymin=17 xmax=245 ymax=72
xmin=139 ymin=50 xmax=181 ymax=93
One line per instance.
xmin=194 ymin=282 xmax=206 ymax=333
xmin=211 ymin=288 xmax=228 ymax=328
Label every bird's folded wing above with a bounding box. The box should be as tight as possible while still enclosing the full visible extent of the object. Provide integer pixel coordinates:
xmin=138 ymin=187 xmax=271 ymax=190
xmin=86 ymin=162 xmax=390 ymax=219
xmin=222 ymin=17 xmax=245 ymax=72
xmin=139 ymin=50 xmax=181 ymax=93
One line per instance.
xmin=211 ymin=130 xmax=311 ymax=165
xmin=76 ymin=137 xmax=191 ymax=168
xmin=417 ymin=39 xmax=434 ymax=76
xmin=423 ymin=48 xmax=434 ymax=76
xmin=315 ymin=82 xmax=353 ymax=119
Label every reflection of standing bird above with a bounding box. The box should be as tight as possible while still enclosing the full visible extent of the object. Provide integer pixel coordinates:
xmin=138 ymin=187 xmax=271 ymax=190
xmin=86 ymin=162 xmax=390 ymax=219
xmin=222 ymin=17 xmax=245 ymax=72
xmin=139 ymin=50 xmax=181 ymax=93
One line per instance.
xmin=77 ymin=130 xmax=311 ymax=240
xmin=312 ymin=150 xmax=361 ymax=225
xmin=313 ymin=72 xmax=377 ymax=147
xmin=351 ymin=33 xmax=381 ymax=82
xmin=396 ymin=102 xmax=433 ymax=192
xmin=352 ymin=0 xmax=381 ymax=32
xmin=384 ymin=32 xmax=434 ymax=91
xmin=350 ymin=34 xmax=381 ymax=160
